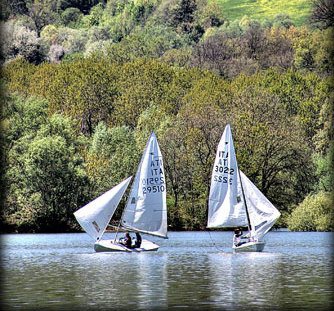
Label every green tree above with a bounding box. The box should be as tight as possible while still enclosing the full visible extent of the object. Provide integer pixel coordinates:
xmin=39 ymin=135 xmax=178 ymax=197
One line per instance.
xmin=312 ymin=152 xmax=333 ymax=192
xmin=81 ymin=3 xmax=104 ymax=27
xmin=287 ymin=191 xmax=333 ymax=231
xmin=61 ymin=7 xmax=83 ymax=28
xmin=229 ymin=84 xmax=315 ymax=209
xmin=158 ymin=97 xmax=225 ymax=229
xmin=26 ymin=0 xmax=61 ymax=34
xmin=2 ymin=96 xmax=89 ymax=232
xmin=43 ymin=57 xmax=119 ymax=135
xmin=104 ymin=25 xmax=188 ymax=63
xmin=156 ymin=0 xmax=198 ymax=34
xmin=113 ymin=59 xmax=179 ymax=127
xmin=86 ymin=123 xmax=138 ymax=196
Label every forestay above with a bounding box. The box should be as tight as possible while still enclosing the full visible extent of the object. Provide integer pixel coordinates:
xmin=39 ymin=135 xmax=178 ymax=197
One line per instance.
xmin=121 ymin=132 xmax=167 ymax=238
xmin=74 ymin=176 xmax=132 ymax=241
xmin=208 ymin=124 xmax=248 ymax=228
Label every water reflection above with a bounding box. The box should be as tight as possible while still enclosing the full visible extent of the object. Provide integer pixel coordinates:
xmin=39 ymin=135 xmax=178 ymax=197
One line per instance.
xmin=207 ymin=252 xmax=285 ymax=309
xmin=207 ymin=251 xmax=333 ymax=310
xmin=1 ymin=232 xmax=333 ymax=310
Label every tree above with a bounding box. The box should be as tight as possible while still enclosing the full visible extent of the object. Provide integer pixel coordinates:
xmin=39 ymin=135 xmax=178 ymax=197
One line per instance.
xmin=43 ymin=57 xmax=120 ymax=135
xmin=158 ymin=0 xmax=198 ymax=33
xmin=0 ymin=0 xmax=28 ymax=19
xmin=191 ymin=32 xmax=236 ymax=76
xmin=105 ymin=25 xmax=188 ymax=62
xmin=2 ymin=96 xmax=89 ymax=232
xmin=310 ymin=0 xmax=334 ymax=28
xmin=229 ymin=84 xmax=315 ymax=209
xmin=197 ymin=0 xmax=225 ymax=30
xmin=159 ymin=96 xmax=225 ymax=229
xmin=26 ymin=0 xmax=61 ymax=35
xmin=113 ymin=59 xmax=180 ymax=128
xmin=2 ymin=58 xmax=36 ymax=96
xmin=287 ymin=191 xmax=333 ymax=231
xmin=86 ymin=123 xmax=138 ymax=197
xmin=61 ymin=7 xmax=83 ymax=27
xmin=1 ymin=19 xmax=45 ymax=64
xmin=260 ymin=27 xmax=294 ymax=69
xmin=58 ymin=0 xmax=102 ymax=14
xmin=241 ymin=20 xmax=266 ymax=60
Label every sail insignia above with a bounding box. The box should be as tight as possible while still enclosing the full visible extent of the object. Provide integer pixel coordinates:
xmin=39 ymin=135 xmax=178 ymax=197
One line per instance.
xmin=92 ymin=221 xmax=100 ymax=233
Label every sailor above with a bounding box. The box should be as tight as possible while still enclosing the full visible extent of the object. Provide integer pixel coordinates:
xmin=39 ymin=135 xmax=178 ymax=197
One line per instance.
xmin=120 ymin=232 xmax=132 ymax=248
xmin=134 ymin=232 xmax=142 ymax=248
xmin=233 ymin=228 xmax=243 ymax=246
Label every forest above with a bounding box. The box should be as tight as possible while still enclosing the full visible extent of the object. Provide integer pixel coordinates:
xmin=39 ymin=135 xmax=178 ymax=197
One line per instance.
xmin=0 ymin=0 xmax=333 ymax=233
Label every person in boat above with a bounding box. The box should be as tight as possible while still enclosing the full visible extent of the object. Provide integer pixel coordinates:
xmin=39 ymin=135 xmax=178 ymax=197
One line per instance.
xmin=233 ymin=228 xmax=248 ymax=247
xmin=120 ymin=232 xmax=132 ymax=248
xmin=134 ymin=232 xmax=142 ymax=248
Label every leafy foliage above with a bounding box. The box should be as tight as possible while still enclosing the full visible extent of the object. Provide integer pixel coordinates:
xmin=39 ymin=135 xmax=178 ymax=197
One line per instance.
xmin=86 ymin=123 xmax=139 ymax=196
xmin=310 ymin=0 xmax=334 ymax=29
xmin=2 ymin=96 xmax=89 ymax=232
xmin=287 ymin=192 xmax=333 ymax=231
xmin=1 ymin=0 xmax=332 ymax=232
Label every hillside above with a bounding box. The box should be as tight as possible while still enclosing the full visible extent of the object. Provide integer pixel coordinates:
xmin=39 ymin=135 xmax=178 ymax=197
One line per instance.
xmin=1 ymin=0 xmax=333 ymax=233
xmin=217 ymin=0 xmax=312 ymax=26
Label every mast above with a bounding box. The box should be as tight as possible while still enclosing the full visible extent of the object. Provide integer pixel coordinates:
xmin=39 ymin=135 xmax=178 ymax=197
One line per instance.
xmin=238 ymin=168 xmax=252 ymax=233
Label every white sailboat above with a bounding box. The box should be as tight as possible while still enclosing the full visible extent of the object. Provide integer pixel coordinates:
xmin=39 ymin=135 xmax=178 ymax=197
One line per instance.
xmin=74 ymin=132 xmax=168 ymax=252
xmin=207 ymin=124 xmax=280 ymax=252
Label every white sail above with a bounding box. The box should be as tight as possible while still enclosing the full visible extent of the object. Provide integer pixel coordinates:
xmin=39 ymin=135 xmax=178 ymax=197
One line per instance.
xmin=208 ymin=124 xmax=248 ymax=228
xmin=240 ymin=171 xmax=280 ymax=240
xmin=74 ymin=176 xmax=132 ymax=241
xmin=121 ymin=132 xmax=167 ymax=238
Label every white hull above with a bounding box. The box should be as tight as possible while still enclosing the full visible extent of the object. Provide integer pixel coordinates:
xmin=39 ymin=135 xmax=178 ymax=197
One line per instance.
xmin=232 ymin=241 xmax=265 ymax=252
xmin=94 ymin=239 xmax=160 ymax=252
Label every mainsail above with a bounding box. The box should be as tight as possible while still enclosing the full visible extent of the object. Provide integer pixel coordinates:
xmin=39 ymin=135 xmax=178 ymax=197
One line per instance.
xmin=207 ymin=124 xmax=280 ymax=240
xmin=121 ymin=132 xmax=167 ymax=238
xmin=74 ymin=176 xmax=132 ymax=241
xmin=208 ymin=124 xmax=248 ymax=228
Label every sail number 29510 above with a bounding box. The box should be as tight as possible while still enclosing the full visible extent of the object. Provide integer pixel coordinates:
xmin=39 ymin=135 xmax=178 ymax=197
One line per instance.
xmin=141 ymin=177 xmax=165 ymax=194
xmin=142 ymin=185 xmax=165 ymax=194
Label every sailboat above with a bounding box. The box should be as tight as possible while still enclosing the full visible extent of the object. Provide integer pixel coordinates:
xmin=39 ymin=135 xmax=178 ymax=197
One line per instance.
xmin=207 ymin=124 xmax=280 ymax=252
xmin=74 ymin=132 xmax=168 ymax=252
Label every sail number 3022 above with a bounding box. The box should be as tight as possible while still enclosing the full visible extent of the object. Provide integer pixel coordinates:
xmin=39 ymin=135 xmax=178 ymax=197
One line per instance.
xmin=213 ymin=166 xmax=234 ymax=184
xmin=214 ymin=166 xmax=234 ymax=174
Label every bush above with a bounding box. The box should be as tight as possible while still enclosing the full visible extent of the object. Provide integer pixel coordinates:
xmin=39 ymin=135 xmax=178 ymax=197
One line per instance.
xmin=61 ymin=7 xmax=83 ymax=28
xmin=287 ymin=191 xmax=333 ymax=231
xmin=1 ymin=20 xmax=45 ymax=64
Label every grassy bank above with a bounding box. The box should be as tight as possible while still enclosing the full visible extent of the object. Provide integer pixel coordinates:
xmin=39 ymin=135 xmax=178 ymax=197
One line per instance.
xmin=216 ymin=0 xmax=312 ymax=26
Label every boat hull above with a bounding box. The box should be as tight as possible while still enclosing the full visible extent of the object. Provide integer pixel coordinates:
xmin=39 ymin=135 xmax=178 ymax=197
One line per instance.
xmin=94 ymin=239 xmax=160 ymax=252
xmin=232 ymin=241 xmax=265 ymax=252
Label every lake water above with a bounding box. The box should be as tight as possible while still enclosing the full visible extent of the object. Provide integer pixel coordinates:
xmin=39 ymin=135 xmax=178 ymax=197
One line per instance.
xmin=1 ymin=231 xmax=333 ymax=310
